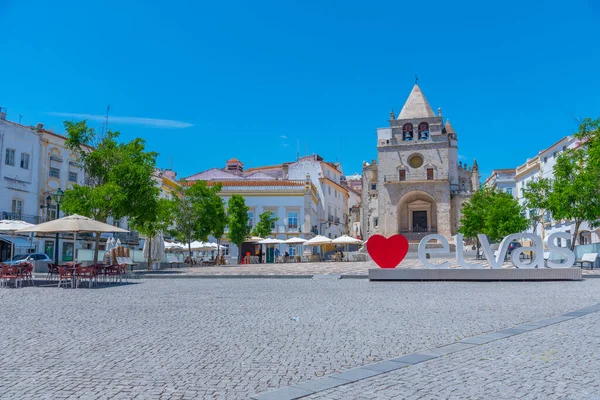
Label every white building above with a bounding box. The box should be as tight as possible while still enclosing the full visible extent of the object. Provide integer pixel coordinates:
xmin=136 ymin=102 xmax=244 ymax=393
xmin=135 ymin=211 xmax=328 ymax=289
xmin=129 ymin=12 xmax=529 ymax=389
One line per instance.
xmin=184 ymin=159 xmax=320 ymax=262
xmin=515 ymin=135 xmax=599 ymax=247
xmin=484 ymin=168 xmax=516 ymax=198
xmin=284 ymin=155 xmax=349 ymax=239
xmin=0 ymin=114 xmax=41 ymax=224
xmin=0 ymin=114 xmax=42 ymax=260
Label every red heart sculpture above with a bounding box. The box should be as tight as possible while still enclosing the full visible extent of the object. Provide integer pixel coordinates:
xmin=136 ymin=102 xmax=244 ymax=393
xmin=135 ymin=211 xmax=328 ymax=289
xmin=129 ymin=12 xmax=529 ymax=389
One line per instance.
xmin=366 ymin=234 xmax=409 ymax=269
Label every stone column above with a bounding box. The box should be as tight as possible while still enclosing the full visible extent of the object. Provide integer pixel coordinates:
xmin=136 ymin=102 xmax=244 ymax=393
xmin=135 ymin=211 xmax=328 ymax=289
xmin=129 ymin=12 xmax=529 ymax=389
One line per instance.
xmin=436 ymin=200 xmax=452 ymax=241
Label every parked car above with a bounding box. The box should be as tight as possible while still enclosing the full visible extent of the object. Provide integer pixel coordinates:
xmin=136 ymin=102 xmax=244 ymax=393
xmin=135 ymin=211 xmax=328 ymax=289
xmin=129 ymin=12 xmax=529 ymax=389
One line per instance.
xmin=2 ymin=253 xmax=52 ymax=265
xmin=507 ymin=241 xmax=522 ymax=255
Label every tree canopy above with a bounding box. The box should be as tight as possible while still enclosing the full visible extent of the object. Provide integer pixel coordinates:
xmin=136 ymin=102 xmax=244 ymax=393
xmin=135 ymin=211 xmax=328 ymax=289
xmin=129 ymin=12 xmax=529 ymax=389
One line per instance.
xmin=227 ymin=194 xmax=250 ymax=262
xmin=171 ymin=181 xmax=223 ymax=265
xmin=458 ymin=187 xmax=528 ymax=244
xmin=546 ymin=117 xmax=600 ymax=249
xmin=61 ymin=120 xmax=158 ymax=263
xmin=522 ymin=177 xmax=552 ymax=232
xmin=252 ymin=211 xmax=278 ymax=239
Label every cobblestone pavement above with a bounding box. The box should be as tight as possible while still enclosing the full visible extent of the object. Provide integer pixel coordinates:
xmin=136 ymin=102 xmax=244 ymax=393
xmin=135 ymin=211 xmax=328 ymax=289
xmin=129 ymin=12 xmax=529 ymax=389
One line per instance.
xmin=1 ymin=279 xmax=600 ymax=399
xmin=305 ymin=312 xmax=600 ymax=400
xmin=152 ymin=257 xmax=600 ymax=277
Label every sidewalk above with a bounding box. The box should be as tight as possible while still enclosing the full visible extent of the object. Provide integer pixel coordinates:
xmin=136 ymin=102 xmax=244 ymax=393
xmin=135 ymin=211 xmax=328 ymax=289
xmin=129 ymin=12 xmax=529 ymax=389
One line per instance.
xmin=134 ymin=257 xmax=600 ymax=277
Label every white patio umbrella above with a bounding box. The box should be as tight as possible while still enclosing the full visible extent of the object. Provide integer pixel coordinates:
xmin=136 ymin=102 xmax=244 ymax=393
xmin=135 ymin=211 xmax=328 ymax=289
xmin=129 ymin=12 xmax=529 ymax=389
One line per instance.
xmin=304 ymin=235 xmax=332 ymax=261
xmin=18 ymin=214 xmax=128 ymax=263
xmin=143 ymin=232 xmax=165 ymax=270
xmin=331 ymin=235 xmax=363 ymax=261
xmin=164 ymin=241 xmax=184 ymax=251
xmin=284 ymin=237 xmax=307 ymax=258
xmin=189 ymin=240 xmax=205 ymax=250
xmin=103 ymin=237 xmax=116 ymax=264
xmin=0 ymin=220 xmax=35 ymax=263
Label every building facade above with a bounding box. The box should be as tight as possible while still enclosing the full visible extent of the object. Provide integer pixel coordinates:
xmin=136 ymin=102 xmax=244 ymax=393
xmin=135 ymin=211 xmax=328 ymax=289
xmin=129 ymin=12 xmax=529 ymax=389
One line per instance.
xmin=183 ymin=159 xmax=319 ymax=261
xmin=0 ymin=115 xmax=42 ymax=225
xmin=515 ymin=136 xmax=600 ymax=247
xmin=484 ymin=168 xmax=516 ymax=198
xmin=228 ymin=155 xmax=350 ymax=239
xmin=361 ymin=84 xmax=479 ymax=242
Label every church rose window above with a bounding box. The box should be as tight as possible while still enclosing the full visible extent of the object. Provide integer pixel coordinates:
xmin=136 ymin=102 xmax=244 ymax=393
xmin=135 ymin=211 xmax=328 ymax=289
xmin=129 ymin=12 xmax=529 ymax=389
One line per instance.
xmin=403 ymin=124 xmax=414 ymax=141
xmin=408 ymin=154 xmax=423 ymax=168
xmin=418 ymin=122 xmax=429 ymax=140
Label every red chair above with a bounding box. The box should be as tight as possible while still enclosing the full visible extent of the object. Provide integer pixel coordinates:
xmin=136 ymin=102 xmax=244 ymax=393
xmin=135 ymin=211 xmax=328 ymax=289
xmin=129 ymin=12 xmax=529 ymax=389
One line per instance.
xmin=105 ymin=265 xmax=121 ymax=283
xmin=76 ymin=266 xmax=95 ymax=288
xmin=57 ymin=266 xmax=74 ymax=288
xmin=1 ymin=265 xmax=22 ymax=288
xmin=46 ymin=263 xmax=59 ymax=281
xmin=19 ymin=263 xmax=34 ymax=286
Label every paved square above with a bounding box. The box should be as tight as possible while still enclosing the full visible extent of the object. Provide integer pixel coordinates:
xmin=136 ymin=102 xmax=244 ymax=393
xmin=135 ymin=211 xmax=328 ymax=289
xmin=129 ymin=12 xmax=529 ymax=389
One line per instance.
xmin=1 ymin=278 xmax=600 ymax=399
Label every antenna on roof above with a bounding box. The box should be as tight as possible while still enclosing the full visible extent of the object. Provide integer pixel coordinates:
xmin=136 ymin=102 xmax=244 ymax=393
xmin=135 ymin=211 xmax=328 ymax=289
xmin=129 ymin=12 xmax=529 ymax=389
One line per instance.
xmin=169 ymin=156 xmax=173 ymax=170
xmin=18 ymin=114 xmax=23 ymax=124
xmin=415 ymin=74 xmax=419 ymax=84
xmin=297 ymin=140 xmax=300 ymax=161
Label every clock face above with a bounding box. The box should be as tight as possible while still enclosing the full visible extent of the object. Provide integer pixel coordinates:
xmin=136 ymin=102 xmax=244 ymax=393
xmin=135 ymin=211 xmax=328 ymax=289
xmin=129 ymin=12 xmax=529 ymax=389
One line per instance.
xmin=409 ymin=155 xmax=423 ymax=169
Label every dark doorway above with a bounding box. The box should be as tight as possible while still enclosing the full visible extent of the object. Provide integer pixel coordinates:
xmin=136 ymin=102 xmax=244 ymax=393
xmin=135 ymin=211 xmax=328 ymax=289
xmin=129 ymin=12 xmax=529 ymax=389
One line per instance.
xmin=412 ymin=211 xmax=427 ymax=232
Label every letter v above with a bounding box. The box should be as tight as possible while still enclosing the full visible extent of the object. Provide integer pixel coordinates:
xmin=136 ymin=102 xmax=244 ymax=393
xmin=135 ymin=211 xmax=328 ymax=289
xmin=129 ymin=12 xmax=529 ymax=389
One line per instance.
xmin=478 ymin=234 xmax=510 ymax=269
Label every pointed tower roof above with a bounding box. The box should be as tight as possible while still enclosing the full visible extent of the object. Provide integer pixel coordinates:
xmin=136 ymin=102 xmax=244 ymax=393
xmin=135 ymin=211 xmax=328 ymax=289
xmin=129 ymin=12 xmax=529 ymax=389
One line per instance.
xmin=398 ymin=84 xmax=436 ymax=120
xmin=444 ymin=120 xmax=455 ymax=134
xmin=473 ymin=158 xmax=479 ymax=171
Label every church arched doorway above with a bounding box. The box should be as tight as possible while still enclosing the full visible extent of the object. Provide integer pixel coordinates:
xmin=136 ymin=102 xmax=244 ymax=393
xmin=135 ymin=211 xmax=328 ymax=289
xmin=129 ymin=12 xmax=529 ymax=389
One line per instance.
xmin=397 ymin=191 xmax=437 ymax=241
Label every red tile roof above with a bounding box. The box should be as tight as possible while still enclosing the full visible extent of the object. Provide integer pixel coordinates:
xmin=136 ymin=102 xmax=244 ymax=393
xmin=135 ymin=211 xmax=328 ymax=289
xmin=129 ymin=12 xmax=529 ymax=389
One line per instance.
xmin=182 ymin=180 xmax=305 ymax=187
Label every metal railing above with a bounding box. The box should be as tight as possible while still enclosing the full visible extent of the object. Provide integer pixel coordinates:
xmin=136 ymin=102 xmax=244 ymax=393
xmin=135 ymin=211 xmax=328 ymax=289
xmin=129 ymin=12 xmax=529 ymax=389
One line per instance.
xmin=286 ymin=224 xmax=299 ymax=232
xmin=384 ymin=175 xmax=440 ymax=183
xmin=0 ymin=211 xmax=43 ymax=224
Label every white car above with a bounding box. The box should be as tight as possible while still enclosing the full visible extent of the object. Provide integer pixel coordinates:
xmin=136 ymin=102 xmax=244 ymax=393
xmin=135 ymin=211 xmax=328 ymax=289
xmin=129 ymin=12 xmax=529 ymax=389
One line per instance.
xmin=3 ymin=253 xmax=52 ymax=265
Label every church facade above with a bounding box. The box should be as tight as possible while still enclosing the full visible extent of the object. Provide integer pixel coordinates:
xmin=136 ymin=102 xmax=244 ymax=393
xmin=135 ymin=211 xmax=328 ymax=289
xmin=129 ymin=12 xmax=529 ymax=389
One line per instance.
xmin=361 ymin=84 xmax=479 ymax=242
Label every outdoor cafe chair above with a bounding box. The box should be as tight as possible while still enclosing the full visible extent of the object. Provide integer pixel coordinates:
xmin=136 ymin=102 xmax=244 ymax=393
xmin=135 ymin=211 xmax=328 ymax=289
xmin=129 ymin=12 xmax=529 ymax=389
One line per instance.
xmin=19 ymin=263 xmax=34 ymax=287
xmin=1 ymin=265 xmax=21 ymax=288
xmin=105 ymin=265 xmax=122 ymax=284
xmin=119 ymin=264 xmax=130 ymax=282
xmin=46 ymin=263 xmax=59 ymax=281
xmin=76 ymin=266 xmax=95 ymax=288
xmin=56 ymin=266 xmax=74 ymax=289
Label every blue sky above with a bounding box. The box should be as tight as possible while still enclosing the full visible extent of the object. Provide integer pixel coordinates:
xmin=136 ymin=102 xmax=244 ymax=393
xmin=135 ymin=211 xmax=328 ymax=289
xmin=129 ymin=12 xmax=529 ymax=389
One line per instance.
xmin=1 ymin=0 xmax=599 ymax=180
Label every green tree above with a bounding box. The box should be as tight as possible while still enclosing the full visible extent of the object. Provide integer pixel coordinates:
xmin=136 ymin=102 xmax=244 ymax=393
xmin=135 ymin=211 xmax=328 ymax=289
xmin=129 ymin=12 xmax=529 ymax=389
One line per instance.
xmin=129 ymin=198 xmax=173 ymax=271
xmin=61 ymin=120 xmax=158 ymax=264
xmin=171 ymin=181 xmax=224 ymax=266
xmin=252 ymin=211 xmax=278 ymax=239
xmin=226 ymin=194 xmax=250 ymax=263
xmin=458 ymin=188 xmax=528 ymax=253
xmin=211 ymin=196 xmax=227 ymax=265
xmin=547 ymin=117 xmax=600 ymax=250
xmin=522 ymin=178 xmax=552 ymax=234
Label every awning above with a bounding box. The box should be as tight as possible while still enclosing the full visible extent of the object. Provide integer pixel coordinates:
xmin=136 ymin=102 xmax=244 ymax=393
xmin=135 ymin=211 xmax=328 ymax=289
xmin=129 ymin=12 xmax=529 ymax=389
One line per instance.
xmin=0 ymin=234 xmax=33 ymax=248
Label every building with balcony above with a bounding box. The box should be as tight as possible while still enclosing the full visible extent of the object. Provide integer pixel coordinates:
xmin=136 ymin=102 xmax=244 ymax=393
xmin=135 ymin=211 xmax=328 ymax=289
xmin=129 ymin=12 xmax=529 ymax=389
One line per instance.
xmin=484 ymin=168 xmax=516 ymax=197
xmin=361 ymin=83 xmax=480 ymax=242
xmin=0 ymin=112 xmax=42 ymax=226
xmin=515 ymin=135 xmax=599 ymax=246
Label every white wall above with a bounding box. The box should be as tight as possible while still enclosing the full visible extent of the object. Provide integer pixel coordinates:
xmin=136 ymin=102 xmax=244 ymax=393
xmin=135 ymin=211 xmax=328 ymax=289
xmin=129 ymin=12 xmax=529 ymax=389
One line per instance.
xmin=288 ymin=159 xmax=348 ymax=238
xmin=0 ymin=120 xmax=41 ymax=220
xmin=218 ymin=190 xmax=308 ymax=260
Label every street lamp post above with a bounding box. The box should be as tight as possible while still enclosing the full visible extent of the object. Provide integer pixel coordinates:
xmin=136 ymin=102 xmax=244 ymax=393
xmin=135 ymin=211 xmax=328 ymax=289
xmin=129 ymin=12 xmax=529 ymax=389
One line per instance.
xmin=52 ymin=189 xmax=64 ymax=264
xmin=40 ymin=188 xmax=64 ymax=264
